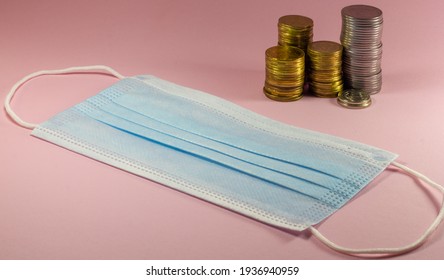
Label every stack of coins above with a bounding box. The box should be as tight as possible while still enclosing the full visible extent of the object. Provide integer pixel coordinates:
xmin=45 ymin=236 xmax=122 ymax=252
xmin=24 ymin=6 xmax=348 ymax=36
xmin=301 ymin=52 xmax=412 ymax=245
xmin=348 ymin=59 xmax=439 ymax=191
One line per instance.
xmin=278 ymin=15 xmax=314 ymax=54
xmin=264 ymin=45 xmax=305 ymax=101
xmin=307 ymin=41 xmax=344 ymax=97
xmin=340 ymin=5 xmax=383 ymax=94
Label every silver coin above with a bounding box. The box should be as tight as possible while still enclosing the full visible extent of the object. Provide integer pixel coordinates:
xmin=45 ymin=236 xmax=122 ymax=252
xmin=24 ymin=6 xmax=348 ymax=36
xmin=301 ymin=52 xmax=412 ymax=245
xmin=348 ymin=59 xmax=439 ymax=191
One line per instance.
xmin=342 ymin=5 xmax=382 ymax=20
xmin=337 ymin=88 xmax=372 ymax=108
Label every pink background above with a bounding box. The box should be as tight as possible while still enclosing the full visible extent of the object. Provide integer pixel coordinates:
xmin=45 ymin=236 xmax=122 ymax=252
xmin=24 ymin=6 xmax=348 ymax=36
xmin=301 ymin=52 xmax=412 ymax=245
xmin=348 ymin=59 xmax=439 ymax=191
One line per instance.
xmin=1 ymin=0 xmax=444 ymax=260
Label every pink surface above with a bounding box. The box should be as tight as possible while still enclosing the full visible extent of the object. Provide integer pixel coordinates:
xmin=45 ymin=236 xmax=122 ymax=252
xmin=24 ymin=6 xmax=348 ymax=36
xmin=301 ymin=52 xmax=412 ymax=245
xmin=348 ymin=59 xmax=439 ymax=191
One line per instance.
xmin=1 ymin=0 xmax=444 ymax=260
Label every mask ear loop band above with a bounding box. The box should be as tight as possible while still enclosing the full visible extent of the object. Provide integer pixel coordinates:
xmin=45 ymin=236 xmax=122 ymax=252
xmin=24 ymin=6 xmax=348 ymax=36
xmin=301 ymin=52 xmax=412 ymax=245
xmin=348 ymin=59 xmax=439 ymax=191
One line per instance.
xmin=309 ymin=161 xmax=444 ymax=256
xmin=4 ymin=65 xmax=125 ymax=130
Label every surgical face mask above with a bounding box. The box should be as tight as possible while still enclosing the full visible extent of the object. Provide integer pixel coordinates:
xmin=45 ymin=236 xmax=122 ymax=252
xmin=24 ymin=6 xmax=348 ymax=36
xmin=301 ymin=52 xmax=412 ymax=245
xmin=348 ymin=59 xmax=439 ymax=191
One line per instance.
xmin=5 ymin=66 xmax=444 ymax=257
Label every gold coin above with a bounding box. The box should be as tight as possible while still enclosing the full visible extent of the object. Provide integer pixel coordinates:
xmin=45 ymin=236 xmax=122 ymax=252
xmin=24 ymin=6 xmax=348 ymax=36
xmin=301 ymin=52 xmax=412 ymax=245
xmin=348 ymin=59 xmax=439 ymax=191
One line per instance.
xmin=310 ymin=80 xmax=343 ymax=88
xmin=307 ymin=40 xmax=344 ymax=98
xmin=312 ymin=92 xmax=339 ymax=98
xmin=264 ymin=45 xmax=305 ymax=101
xmin=278 ymin=15 xmax=314 ymax=54
xmin=264 ymin=83 xmax=304 ymax=100
xmin=308 ymin=41 xmax=343 ymax=55
xmin=266 ymin=45 xmax=305 ymax=61
xmin=263 ymin=86 xmax=304 ymax=102
xmin=278 ymin=15 xmax=314 ymax=30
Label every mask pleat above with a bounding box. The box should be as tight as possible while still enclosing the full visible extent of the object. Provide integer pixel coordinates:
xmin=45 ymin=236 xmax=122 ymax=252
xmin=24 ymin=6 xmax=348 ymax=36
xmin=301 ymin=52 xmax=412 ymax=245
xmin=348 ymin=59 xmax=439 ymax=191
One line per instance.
xmin=110 ymin=83 xmax=360 ymax=179
xmin=79 ymin=101 xmax=337 ymax=202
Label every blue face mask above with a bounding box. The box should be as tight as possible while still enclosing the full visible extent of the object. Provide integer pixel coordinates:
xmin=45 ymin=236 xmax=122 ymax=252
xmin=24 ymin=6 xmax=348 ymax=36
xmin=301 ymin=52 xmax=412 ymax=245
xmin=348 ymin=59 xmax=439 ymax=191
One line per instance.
xmin=5 ymin=66 xmax=444 ymax=257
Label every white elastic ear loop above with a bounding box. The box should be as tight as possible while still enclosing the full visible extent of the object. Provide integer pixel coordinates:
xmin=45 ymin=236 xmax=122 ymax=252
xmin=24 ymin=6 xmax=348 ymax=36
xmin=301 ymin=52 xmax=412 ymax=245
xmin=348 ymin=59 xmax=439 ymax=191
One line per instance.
xmin=309 ymin=161 xmax=444 ymax=256
xmin=4 ymin=65 xmax=125 ymax=130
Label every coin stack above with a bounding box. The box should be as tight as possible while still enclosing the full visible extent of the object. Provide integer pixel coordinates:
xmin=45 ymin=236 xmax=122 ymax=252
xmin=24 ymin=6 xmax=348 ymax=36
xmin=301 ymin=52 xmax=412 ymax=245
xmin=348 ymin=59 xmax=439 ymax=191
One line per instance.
xmin=307 ymin=41 xmax=344 ymax=97
xmin=278 ymin=15 xmax=314 ymax=55
xmin=340 ymin=5 xmax=383 ymax=94
xmin=264 ymin=46 xmax=305 ymax=101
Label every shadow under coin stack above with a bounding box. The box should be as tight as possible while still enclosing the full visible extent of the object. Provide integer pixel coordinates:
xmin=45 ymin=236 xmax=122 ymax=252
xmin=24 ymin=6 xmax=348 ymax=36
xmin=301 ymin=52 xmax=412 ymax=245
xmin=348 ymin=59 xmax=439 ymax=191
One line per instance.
xmin=307 ymin=41 xmax=344 ymax=98
xmin=263 ymin=46 xmax=305 ymax=101
xmin=340 ymin=5 xmax=383 ymax=95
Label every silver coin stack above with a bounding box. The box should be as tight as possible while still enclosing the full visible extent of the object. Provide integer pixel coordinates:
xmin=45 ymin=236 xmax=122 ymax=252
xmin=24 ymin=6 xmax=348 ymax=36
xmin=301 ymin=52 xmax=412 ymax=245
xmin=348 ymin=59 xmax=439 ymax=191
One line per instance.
xmin=340 ymin=5 xmax=383 ymax=94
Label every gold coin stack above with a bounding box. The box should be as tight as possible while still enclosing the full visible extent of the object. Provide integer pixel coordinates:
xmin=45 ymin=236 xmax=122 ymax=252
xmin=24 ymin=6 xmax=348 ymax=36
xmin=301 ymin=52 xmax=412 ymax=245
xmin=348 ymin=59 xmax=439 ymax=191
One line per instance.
xmin=307 ymin=41 xmax=344 ymax=97
xmin=278 ymin=15 xmax=314 ymax=54
xmin=264 ymin=45 xmax=305 ymax=101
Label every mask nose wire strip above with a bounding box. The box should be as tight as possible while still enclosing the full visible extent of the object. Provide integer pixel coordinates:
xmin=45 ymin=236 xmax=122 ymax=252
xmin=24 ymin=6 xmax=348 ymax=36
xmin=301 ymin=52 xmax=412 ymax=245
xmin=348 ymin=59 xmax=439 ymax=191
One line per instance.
xmin=4 ymin=65 xmax=125 ymax=130
xmin=309 ymin=161 xmax=444 ymax=256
